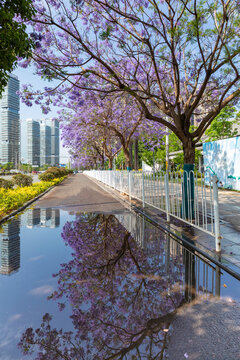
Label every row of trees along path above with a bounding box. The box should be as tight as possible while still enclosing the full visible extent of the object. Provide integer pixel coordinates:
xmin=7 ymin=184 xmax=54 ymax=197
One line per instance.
xmin=17 ymin=0 xmax=240 ymax=177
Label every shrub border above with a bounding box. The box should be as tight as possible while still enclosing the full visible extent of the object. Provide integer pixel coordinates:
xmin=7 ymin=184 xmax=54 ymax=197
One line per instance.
xmin=0 ymin=184 xmax=56 ymax=225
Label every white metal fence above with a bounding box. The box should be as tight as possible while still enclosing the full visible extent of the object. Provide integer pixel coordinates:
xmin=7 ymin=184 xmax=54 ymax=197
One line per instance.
xmin=84 ymin=170 xmax=221 ymax=251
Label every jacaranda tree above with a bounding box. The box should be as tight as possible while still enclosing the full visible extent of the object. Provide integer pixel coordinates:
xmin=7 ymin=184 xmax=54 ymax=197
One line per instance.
xmin=20 ymin=0 xmax=240 ymax=170
xmin=59 ymin=91 xmax=164 ymax=169
xmin=62 ymin=117 xmax=122 ymax=169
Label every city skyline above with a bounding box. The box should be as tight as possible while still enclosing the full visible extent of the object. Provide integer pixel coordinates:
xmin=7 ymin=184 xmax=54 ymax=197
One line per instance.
xmin=14 ymin=66 xmax=69 ymax=164
xmin=0 ymin=71 xmax=69 ymax=165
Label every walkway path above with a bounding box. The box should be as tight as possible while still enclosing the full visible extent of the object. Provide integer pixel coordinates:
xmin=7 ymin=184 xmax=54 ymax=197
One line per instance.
xmin=35 ymin=173 xmax=126 ymax=213
xmin=166 ymin=298 xmax=240 ymax=360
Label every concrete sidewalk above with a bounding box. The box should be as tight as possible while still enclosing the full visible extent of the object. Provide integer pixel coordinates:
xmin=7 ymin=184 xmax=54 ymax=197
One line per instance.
xmin=217 ymin=189 xmax=240 ymax=266
xmin=166 ymin=298 xmax=240 ymax=360
xmin=34 ymin=173 xmax=126 ymax=214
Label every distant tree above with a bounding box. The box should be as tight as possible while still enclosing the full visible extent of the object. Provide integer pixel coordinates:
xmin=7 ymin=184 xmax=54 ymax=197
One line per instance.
xmin=0 ymin=0 xmax=35 ymax=94
xmin=2 ymin=162 xmax=14 ymax=171
xmin=140 ymin=133 xmax=182 ymax=169
xmin=60 ymin=91 xmax=163 ymax=170
xmin=205 ymin=106 xmax=239 ymax=142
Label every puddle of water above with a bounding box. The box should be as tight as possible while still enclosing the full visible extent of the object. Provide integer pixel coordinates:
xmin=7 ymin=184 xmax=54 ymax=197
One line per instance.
xmin=0 ymin=208 xmax=239 ymax=359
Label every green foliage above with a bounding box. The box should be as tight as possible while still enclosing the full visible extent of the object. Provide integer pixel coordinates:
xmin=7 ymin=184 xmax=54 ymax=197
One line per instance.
xmin=171 ymin=149 xmax=202 ymax=170
xmin=0 ymin=0 xmax=35 ymax=94
xmin=99 ymin=26 xmax=112 ymax=40
xmin=0 ymin=177 xmax=66 ymax=218
xmin=38 ymin=167 xmax=72 ymax=181
xmin=1 ymin=162 xmax=14 ymax=171
xmin=205 ymin=106 xmax=239 ymax=142
xmin=0 ymin=178 xmax=14 ymax=189
xmin=115 ymin=150 xmax=127 ymax=169
xmin=38 ymin=172 xmax=55 ymax=181
xmin=39 ymin=164 xmax=50 ymax=171
xmin=140 ymin=133 xmax=182 ymax=169
xmin=20 ymin=163 xmax=33 ymax=172
xmin=12 ymin=174 xmax=33 ymax=187
xmin=139 ymin=131 xmax=203 ymax=170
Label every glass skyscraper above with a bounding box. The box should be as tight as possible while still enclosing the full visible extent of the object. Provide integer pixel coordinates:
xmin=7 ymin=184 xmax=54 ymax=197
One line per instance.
xmin=50 ymin=119 xmax=60 ymax=166
xmin=0 ymin=75 xmax=20 ymax=165
xmin=26 ymin=118 xmax=59 ymax=166
xmin=40 ymin=120 xmax=51 ymax=166
xmin=27 ymin=119 xmax=40 ymax=166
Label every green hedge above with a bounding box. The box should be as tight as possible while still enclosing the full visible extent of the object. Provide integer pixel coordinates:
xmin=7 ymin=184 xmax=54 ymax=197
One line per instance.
xmin=0 ymin=177 xmax=66 ymax=219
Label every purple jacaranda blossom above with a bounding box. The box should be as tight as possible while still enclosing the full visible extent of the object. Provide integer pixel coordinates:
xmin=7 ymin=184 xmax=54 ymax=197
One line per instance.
xmin=18 ymin=0 xmax=240 ymax=163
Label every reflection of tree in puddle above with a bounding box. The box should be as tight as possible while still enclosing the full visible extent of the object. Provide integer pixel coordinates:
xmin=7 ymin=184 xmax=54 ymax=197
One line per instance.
xmin=19 ymin=213 xmax=185 ymax=359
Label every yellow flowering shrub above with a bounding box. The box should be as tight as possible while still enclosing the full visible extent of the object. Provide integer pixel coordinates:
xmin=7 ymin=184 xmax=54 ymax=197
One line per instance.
xmin=0 ymin=176 xmax=66 ymax=219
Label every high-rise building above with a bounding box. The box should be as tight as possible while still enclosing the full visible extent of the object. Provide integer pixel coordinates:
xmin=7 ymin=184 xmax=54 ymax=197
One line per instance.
xmin=27 ymin=118 xmax=40 ymax=166
xmin=50 ymin=119 xmax=60 ymax=166
xmin=0 ymin=75 xmax=20 ymax=165
xmin=40 ymin=120 xmax=51 ymax=166
xmin=24 ymin=118 xmax=60 ymax=167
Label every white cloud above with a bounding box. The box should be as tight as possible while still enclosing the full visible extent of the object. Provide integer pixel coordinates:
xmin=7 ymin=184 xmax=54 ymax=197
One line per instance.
xmin=8 ymin=314 xmax=22 ymax=323
xmin=29 ymin=255 xmax=44 ymax=262
xmin=29 ymin=285 xmax=54 ymax=296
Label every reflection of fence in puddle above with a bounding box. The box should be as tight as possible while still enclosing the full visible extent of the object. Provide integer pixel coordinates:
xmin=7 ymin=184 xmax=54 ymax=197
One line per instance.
xmin=116 ymin=212 xmax=221 ymax=302
xmin=116 ymin=213 xmax=145 ymax=248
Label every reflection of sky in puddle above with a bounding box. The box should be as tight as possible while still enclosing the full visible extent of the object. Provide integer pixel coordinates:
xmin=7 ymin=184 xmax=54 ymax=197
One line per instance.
xmin=0 ymin=208 xmax=239 ymax=359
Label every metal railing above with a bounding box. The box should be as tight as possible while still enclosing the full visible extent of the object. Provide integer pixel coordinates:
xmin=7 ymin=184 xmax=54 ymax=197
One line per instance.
xmin=84 ymin=170 xmax=221 ymax=251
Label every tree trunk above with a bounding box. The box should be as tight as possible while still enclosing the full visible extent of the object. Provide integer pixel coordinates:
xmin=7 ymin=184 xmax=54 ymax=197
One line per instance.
xmin=108 ymin=157 xmax=113 ymax=170
xmin=183 ymin=139 xmax=195 ymax=164
xmin=123 ymin=147 xmax=131 ymax=170
xmin=101 ymin=155 xmax=105 ymax=170
xmin=134 ymin=139 xmax=139 ymax=170
xmin=182 ymin=139 xmax=195 ymax=219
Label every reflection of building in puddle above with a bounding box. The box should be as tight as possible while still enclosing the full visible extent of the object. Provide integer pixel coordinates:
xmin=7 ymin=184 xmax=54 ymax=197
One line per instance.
xmin=40 ymin=209 xmax=52 ymax=227
xmin=0 ymin=219 xmax=20 ymax=275
xmin=22 ymin=208 xmax=60 ymax=229
xmin=28 ymin=208 xmax=41 ymax=227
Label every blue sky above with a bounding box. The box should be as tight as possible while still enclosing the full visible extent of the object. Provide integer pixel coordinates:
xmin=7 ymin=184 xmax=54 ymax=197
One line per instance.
xmin=13 ymin=66 xmax=70 ymax=164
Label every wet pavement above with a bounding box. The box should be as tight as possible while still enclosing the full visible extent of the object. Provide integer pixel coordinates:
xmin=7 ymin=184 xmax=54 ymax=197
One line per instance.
xmin=0 ymin=174 xmax=239 ymax=359
xmin=35 ymin=173 xmax=126 ymax=213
